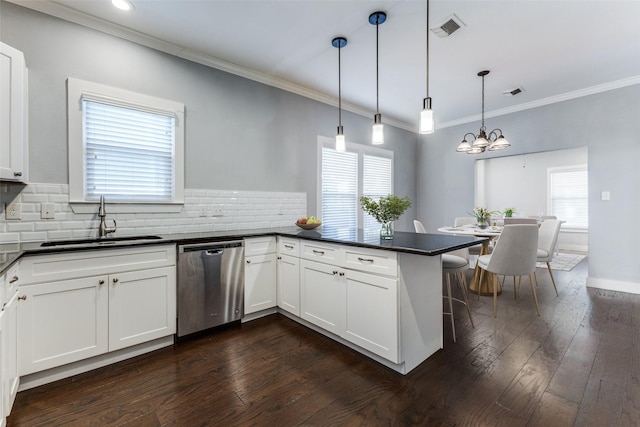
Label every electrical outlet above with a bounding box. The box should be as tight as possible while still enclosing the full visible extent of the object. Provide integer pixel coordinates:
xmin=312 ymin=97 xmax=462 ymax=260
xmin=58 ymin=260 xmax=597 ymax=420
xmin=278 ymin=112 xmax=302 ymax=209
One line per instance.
xmin=211 ymin=205 xmax=224 ymax=217
xmin=41 ymin=203 xmax=56 ymax=219
xmin=6 ymin=202 xmax=22 ymax=220
xmin=199 ymin=206 xmax=208 ymax=217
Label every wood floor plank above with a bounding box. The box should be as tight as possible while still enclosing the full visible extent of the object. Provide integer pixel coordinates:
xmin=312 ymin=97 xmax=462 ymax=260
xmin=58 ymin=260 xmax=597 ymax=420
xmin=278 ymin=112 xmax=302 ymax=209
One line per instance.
xmin=9 ymin=258 xmax=640 ymax=427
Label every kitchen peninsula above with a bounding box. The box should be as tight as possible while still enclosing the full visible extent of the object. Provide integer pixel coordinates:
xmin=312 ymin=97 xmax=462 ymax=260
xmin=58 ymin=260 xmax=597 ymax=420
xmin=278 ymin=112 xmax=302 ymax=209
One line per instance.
xmin=2 ymin=226 xmax=485 ymax=389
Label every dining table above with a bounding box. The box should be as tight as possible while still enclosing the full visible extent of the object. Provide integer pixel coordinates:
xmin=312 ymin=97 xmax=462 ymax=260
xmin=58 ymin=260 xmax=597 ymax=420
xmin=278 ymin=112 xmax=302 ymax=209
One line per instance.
xmin=437 ymin=224 xmax=503 ymax=296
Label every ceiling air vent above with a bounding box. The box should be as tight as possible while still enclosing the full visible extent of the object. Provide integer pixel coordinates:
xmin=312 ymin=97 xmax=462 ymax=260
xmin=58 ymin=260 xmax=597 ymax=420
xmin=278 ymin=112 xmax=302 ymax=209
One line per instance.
xmin=430 ymin=14 xmax=465 ymax=38
xmin=502 ymin=87 xmax=525 ymax=96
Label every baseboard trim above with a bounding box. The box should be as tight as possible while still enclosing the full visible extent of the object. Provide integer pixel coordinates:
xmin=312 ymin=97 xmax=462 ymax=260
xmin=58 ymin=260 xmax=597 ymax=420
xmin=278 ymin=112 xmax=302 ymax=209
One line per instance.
xmin=587 ymin=277 xmax=640 ymax=295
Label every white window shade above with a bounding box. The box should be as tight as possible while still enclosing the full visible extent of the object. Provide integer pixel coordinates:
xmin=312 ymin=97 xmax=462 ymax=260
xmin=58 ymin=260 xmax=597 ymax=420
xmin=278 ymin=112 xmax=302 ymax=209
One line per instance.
xmin=83 ymin=100 xmax=175 ymax=202
xmin=362 ymin=154 xmax=392 ymax=231
xmin=321 ymin=148 xmax=358 ymax=230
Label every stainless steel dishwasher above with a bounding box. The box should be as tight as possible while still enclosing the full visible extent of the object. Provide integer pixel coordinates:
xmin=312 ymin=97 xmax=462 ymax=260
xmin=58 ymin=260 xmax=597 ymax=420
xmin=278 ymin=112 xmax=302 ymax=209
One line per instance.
xmin=177 ymin=240 xmax=244 ymax=337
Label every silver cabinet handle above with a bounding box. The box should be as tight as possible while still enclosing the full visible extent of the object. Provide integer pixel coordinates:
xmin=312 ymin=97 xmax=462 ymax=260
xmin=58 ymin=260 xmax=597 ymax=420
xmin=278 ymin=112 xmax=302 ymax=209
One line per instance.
xmin=112 ymin=278 xmax=119 ymax=283
xmin=312 ymin=249 xmax=325 ymax=255
xmin=99 ymin=279 xmax=105 ymax=285
xmin=284 ymin=244 xmax=294 ymax=249
xmin=13 ymin=171 xmax=22 ymax=177
xmin=339 ymin=272 xmax=345 ymax=276
xmin=357 ymin=257 xmax=375 ymax=263
xmin=246 ymin=259 xmax=251 ymax=264
xmin=332 ymin=270 xmax=338 ymax=275
xmin=9 ymin=275 xmax=19 ymax=284
xmin=18 ymin=295 xmax=27 ymax=301
xmin=277 ymin=256 xmax=282 ymax=260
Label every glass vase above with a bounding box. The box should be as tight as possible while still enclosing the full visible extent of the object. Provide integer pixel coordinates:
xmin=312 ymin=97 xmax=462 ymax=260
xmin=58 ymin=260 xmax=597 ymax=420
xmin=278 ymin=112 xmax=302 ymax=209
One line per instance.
xmin=380 ymin=221 xmax=394 ymax=239
xmin=477 ymin=219 xmax=489 ymax=229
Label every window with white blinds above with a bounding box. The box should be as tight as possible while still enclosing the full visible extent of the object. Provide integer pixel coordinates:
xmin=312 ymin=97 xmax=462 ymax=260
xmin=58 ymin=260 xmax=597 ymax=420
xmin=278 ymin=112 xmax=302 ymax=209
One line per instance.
xmin=319 ymin=137 xmax=393 ymax=230
xmin=67 ymin=77 xmax=185 ymax=211
xmin=321 ymin=148 xmax=358 ymax=230
xmin=362 ymin=154 xmax=392 ymax=231
xmin=549 ymin=166 xmax=588 ymax=229
xmin=83 ymin=100 xmax=175 ymax=202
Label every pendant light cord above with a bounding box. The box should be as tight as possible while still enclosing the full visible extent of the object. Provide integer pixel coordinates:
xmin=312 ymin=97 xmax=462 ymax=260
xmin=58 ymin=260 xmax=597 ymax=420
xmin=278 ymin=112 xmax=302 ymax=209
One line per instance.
xmin=481 ymin=73 xmax=485 ymax=130
xmin=376 ymin=19 xmax=380 ymax=114
xmin=338 ymin=43 xmax=342 ymax=126
xmin=425 ymin=0 xmax=429 ymax=98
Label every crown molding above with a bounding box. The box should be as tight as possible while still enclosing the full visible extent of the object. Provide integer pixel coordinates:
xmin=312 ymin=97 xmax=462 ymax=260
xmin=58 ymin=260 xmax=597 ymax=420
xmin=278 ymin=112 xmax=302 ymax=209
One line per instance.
xmin=438 ymin=75 xmax=640 ymax=129
xmin=10 ymin=0 xmax=636 ymax=134
xmin=6 ymin=0 xmax=415 ymax=132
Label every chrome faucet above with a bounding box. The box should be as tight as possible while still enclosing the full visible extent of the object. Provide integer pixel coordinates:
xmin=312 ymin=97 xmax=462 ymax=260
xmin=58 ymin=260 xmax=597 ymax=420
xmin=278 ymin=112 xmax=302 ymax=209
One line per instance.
xmin=98 ymin=195 xmax=117 ymax=238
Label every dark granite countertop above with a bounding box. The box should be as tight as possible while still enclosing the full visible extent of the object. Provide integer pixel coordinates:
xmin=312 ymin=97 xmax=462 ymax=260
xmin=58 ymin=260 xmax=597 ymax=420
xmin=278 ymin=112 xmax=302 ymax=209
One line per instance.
xmin=0 ymin=226 xmax=487 ymax=274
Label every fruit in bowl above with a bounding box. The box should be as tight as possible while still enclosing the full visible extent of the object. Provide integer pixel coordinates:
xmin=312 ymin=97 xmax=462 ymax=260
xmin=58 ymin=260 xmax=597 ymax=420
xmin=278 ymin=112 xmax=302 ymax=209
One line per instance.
xmin=296 ymin=216 xmax=322 ymax=230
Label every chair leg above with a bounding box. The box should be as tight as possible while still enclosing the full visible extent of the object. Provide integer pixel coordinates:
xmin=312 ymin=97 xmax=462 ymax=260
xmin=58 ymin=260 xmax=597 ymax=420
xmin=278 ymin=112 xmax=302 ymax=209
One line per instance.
xmin=477 ymin=269 xmax=485 ymax=300
xmin=547 ymin=262 xmax=559 ymax=296
xmin=445 ymin=273 xmax=456 ymax=342
xmin=493 ymin=271 xmax=498 ymax=318
xmin=529 ymin=274 xmax=541 ymax=316
xmin=513 ymin=276 xmax=518 ymax=299
xmin=458 ymin=272 xmax=475 ymax=328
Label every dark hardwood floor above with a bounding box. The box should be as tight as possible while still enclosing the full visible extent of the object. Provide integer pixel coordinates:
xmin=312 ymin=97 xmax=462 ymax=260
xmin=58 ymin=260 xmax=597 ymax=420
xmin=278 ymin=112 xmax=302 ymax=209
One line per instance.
xmin=8 ymin=256 xmax=640 ymax=426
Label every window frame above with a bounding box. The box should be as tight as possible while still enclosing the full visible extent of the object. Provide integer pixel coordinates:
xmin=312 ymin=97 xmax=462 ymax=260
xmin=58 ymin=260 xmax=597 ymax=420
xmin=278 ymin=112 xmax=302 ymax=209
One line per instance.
xmin=317 ymin=135 xmax=394 ymax=229
xmin=67 ymin=78 xmax=185 ymax=214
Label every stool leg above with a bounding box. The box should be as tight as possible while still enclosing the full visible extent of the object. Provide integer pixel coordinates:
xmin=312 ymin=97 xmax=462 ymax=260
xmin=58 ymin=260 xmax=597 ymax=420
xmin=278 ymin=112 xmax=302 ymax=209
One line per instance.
xmin=445 ymin=273 xmax=456 ymax=343
xmin=458 ymin=271 xmax=475 ymax=328
xmin=529 ymin=274 xmax=541 ymax=316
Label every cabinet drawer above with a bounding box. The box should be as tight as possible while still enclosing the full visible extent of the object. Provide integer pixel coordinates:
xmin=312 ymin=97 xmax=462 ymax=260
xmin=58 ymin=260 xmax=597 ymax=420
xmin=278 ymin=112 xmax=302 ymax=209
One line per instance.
xmin=301 ymin=241 xmax=341 ymax=264
xmin=244 ymin=236 xmax=276 ymax=256
xmin=277 ymin=237 xmax=300 ymax=257
xmin=343 ymin=246 xmax=397 ymax=277
xmin=18 ymin=244 xmax=176 ymax=285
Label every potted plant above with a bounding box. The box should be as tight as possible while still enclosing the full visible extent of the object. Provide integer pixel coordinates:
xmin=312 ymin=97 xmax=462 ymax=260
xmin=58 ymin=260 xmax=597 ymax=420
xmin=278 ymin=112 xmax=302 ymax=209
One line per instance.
xmin=503 ymin=207 xmax=516 ymax=218
xmin=469 ymin=207 xmax=498 ymax=229
xmin=360 ymin=195 xmax=412 ymax=239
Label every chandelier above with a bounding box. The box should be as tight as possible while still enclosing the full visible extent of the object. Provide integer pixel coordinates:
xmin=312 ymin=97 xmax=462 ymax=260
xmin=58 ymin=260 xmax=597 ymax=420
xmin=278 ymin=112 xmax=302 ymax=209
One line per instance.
xmin=456 ymin=70 xmax=510 ymax=154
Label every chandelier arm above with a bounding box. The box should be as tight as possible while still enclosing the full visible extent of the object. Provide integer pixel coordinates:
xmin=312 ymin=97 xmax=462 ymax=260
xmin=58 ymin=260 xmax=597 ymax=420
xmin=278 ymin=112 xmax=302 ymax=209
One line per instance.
xmin=463 ymin=132 xmax=477 ymax=141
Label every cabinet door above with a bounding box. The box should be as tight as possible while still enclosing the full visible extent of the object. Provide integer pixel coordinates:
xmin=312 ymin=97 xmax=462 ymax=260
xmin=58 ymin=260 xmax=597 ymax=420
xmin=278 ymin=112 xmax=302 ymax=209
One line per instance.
xmin=277 ymin=254 xmax=300 ymax=316
xmin=0 ymin=43 xmax=27 ymax=182
xmin=344 ymin=270 xmax=399 ymax=363
xmin=244 ymin=254 xmax=277 ymax=315
xmin=2 ymin=292 xmax=18 ymax=415
xmin=300 ymin=259 xmax=345 ymax=336
xmin=108 ymin=266 xmax=176 ymax=351
xmin=18 ymin=276 xmax=109 ymax=376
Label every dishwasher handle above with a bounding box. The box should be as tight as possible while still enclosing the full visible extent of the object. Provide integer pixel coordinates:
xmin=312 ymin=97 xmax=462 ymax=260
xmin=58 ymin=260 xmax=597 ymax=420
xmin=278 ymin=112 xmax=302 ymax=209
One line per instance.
xmin=204 ymin=249 xmax=223 ymax=256
xmin=179 ymin=240 xmax=244 ymax=253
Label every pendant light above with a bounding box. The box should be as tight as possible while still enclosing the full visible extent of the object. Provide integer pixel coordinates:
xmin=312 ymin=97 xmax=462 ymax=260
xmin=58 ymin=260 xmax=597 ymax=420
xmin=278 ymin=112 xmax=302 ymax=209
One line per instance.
xmin=332 ymin=36 xmax=347 ymax=152
xmin=369 ymin=11 xmax=386 ymax=145
xmin=456 ymin=70 xmax=511 ymax=154
xmin=419 ymin=0 xmax=434 ymax=134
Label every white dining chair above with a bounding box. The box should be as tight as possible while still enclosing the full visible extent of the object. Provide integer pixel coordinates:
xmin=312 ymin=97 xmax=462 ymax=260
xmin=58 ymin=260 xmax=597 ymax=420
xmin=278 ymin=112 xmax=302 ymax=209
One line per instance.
xmin=415 ymin=220 xmax=474 ymax=342
xmin=477 ymin=224 xmax=540 ymax=317
xmin=535 ymin=219 xmax=561 ymax=296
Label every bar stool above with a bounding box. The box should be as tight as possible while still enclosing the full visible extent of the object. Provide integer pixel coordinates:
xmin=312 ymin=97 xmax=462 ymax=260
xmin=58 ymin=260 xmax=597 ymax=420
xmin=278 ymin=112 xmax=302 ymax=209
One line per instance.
xmin=414 ymin=220 xmax=475 ymax=342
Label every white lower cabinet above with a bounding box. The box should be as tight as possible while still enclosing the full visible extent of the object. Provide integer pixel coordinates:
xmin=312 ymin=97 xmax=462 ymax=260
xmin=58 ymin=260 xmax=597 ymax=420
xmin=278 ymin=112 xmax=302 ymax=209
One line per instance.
xmin=17 ymin=245 xmax=176 ymax=377
xmin=299 ymin=243 xmax=400 ymax=363
xmin=108 ymin=266 xmax=176 ymax=351
xmin=18 ymin=275 xmax=109 ymax=376
xmin=344 ymin=270 xmax=398 ymax=363
xmin=277 ymin=254 xmax=299 ymax=316
xmin=300 ymin=259 xmax=345 ymax=336
xmin=244 ymin=253 xmax=277 ymax=314
xmin=2 ymin=291 xmax=19 ymax=415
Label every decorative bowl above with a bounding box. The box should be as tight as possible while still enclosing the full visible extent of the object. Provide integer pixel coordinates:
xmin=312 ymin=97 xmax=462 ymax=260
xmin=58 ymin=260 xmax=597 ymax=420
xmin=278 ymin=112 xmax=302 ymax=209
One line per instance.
xmin=295 ymin=222 xmax=321 ymax=230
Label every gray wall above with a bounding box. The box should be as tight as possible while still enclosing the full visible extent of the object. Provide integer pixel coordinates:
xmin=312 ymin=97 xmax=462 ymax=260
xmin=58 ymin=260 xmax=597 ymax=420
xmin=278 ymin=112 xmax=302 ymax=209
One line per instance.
xmin=417 ymin=84 xmax=640 ymax=286
xmin=0 ymin=2 xmax=418 ymax=232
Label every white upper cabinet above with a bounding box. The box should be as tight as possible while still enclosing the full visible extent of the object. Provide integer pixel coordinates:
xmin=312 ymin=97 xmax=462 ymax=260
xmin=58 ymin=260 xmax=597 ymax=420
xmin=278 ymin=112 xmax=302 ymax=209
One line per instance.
xmin=0 ymin=43 xmax=28 ymax=183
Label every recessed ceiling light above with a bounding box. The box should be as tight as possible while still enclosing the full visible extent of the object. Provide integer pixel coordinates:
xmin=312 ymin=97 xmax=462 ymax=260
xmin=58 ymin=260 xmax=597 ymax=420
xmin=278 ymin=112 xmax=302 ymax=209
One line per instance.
xmin=112 ymin=0 xmax=134 ymax=11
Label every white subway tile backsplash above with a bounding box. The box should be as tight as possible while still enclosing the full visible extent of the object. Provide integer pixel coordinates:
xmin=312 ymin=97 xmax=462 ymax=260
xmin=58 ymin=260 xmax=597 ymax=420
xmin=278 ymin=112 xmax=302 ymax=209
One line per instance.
xmin=3 ymin=183 xmax=307 ymax=243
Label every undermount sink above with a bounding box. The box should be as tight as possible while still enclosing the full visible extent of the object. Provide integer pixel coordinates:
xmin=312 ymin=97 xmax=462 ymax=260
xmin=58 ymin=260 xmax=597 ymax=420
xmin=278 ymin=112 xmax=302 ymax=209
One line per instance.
xmin=41 ymin=235 xmax=163 ymax=247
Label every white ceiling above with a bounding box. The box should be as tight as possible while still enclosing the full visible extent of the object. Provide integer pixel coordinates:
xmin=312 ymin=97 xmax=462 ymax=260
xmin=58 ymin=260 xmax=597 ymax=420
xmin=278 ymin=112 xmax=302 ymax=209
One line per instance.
xmin=9 ymin=0 xmax=640 ymax=132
